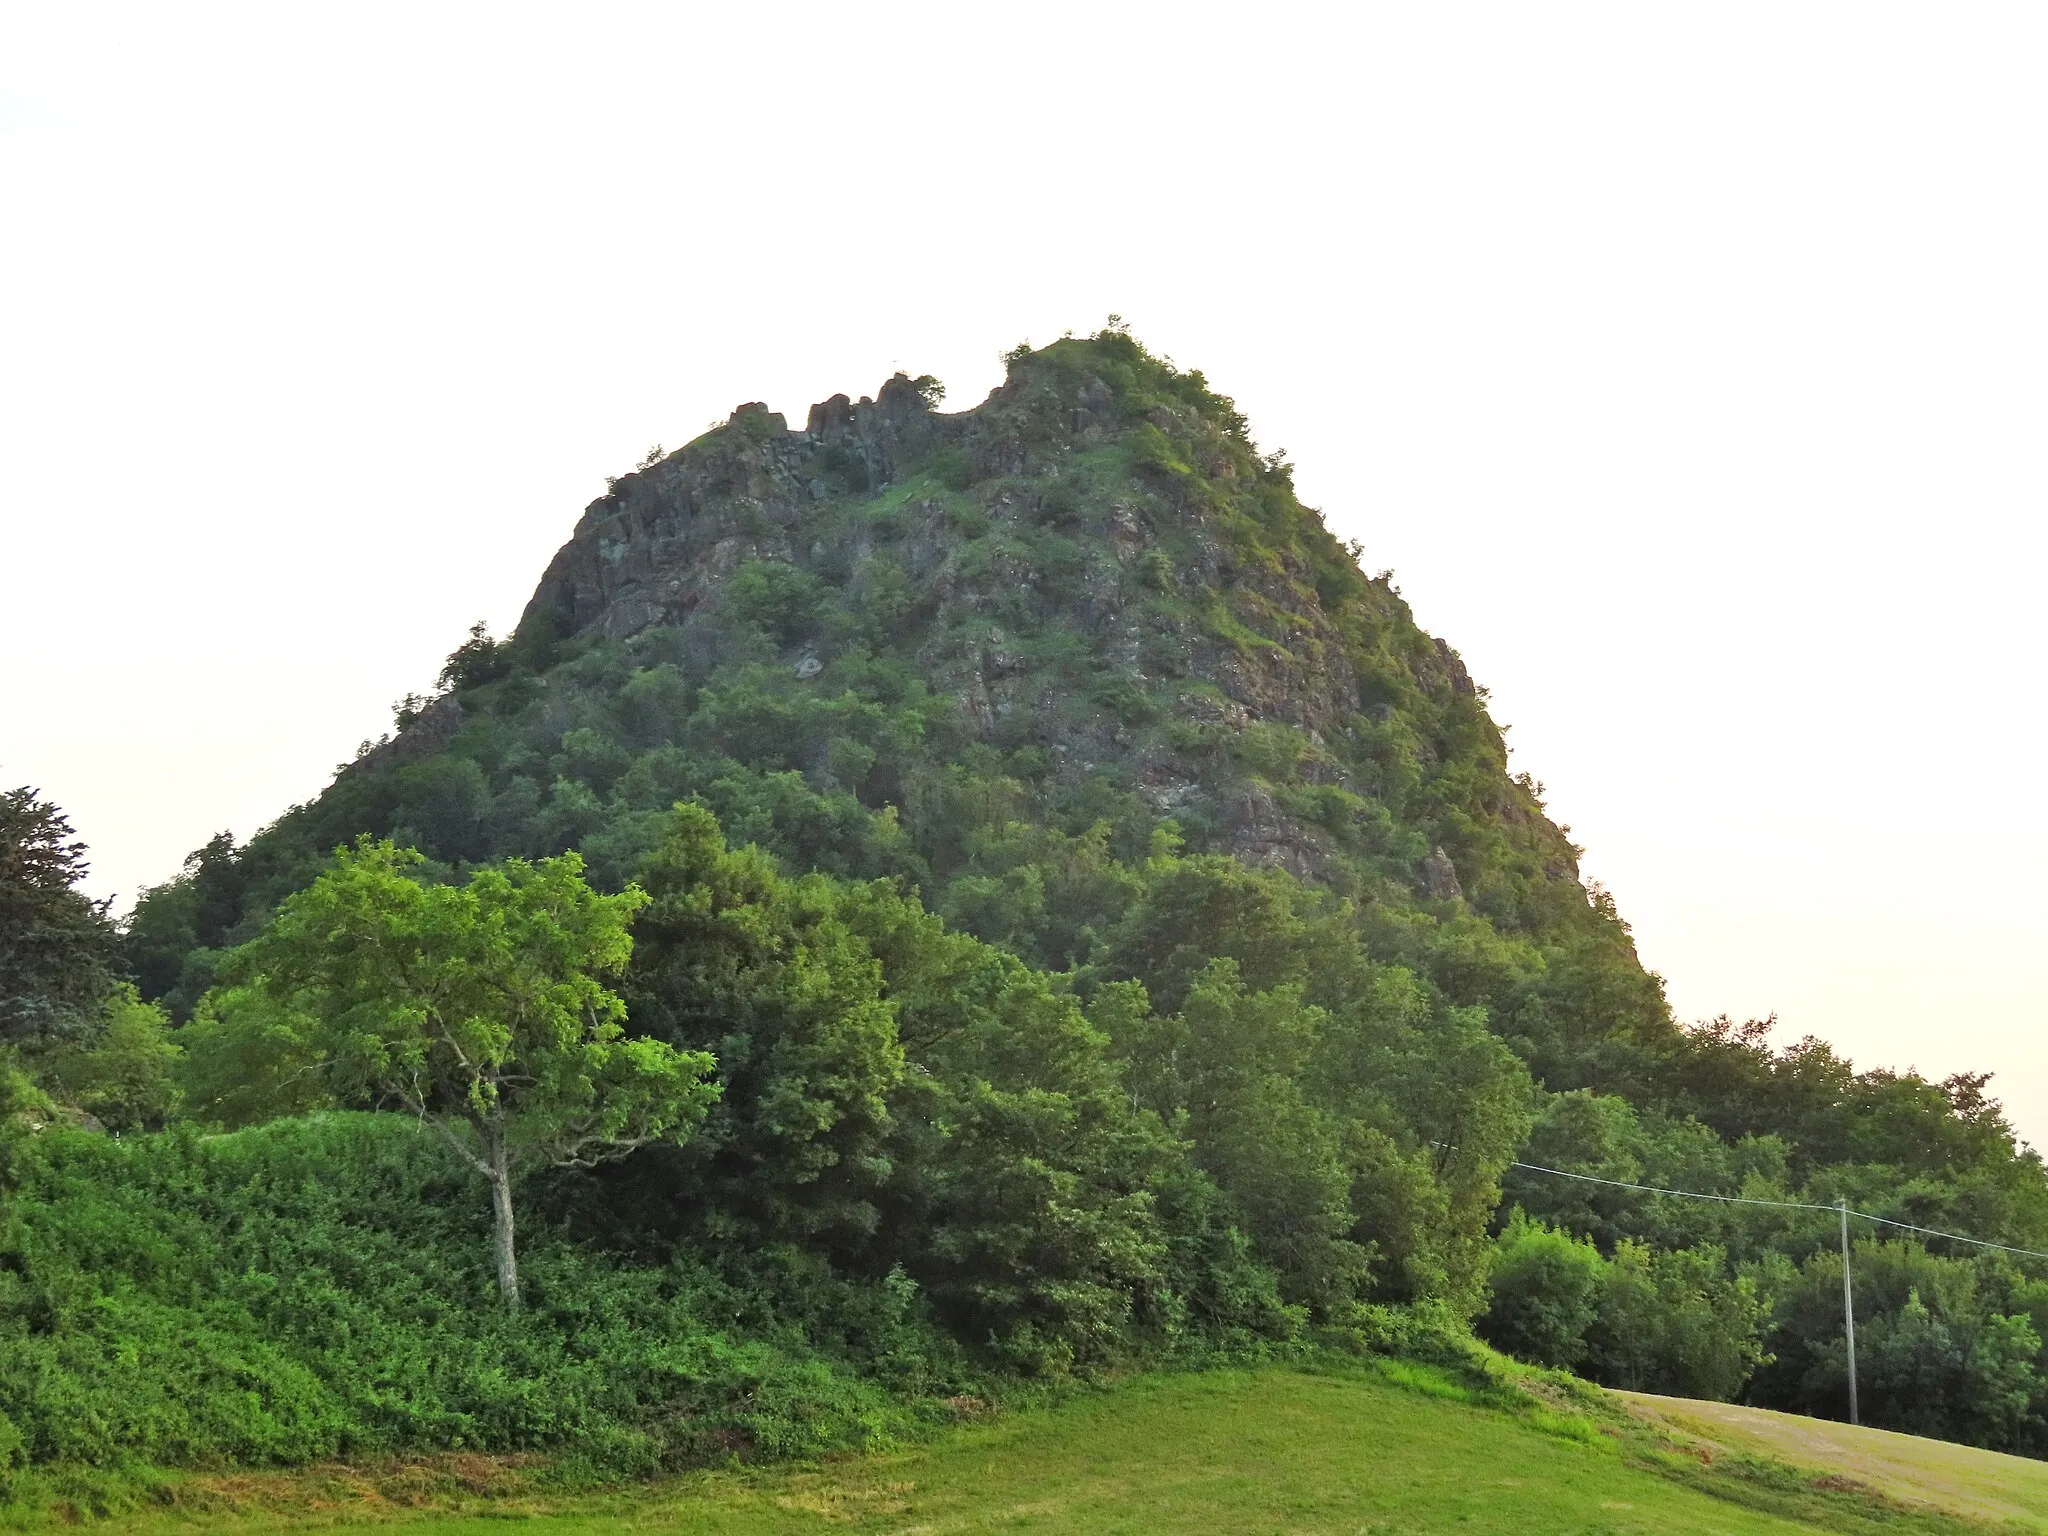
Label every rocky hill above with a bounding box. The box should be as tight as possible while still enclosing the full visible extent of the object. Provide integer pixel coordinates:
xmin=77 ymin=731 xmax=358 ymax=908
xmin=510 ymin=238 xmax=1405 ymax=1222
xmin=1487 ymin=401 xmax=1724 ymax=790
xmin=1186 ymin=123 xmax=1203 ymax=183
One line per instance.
xmin=98 ymin=329 xmax=2048 ymax=1455
xmin=130 ymin=328 xmax=1667 ymax=1092
xmin=532 ymin=358 xmax=1546 ymax=888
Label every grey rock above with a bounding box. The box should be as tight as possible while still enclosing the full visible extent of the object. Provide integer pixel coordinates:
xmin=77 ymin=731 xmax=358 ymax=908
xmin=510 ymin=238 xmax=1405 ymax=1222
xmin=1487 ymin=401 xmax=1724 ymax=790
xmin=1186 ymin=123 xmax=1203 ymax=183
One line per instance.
xmin=343 ymin=693 xmax=464 ymax=779
xmin=1422 ymin=846 xmax=1463 ymax=901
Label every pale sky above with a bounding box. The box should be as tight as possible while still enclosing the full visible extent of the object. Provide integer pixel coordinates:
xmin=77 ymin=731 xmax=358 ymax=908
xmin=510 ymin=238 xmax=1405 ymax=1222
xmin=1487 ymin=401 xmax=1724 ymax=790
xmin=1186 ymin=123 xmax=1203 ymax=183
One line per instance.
xmin=4 ymin=5 xmax=2043 ymax=1144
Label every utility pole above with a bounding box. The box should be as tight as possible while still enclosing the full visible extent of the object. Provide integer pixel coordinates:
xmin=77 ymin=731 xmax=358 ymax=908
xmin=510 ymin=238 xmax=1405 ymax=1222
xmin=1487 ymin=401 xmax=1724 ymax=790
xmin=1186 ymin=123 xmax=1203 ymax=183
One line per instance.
xmin=1839 ymin=1199 xmax=1859 ymax=1426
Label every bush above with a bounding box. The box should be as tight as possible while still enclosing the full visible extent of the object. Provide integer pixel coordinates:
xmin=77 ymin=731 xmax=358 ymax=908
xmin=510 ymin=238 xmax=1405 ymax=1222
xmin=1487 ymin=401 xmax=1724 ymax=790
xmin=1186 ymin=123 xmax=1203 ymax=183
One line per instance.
xmin=0 ymin=1116 xmax=953 ymax=1470
xmin=727 ymin=562 xmax=828 ymax=645
xmin=37 ymin=986 xmax=181 ymax=1131
xmin=927 ymin=448 xmax=974 ymax=492
xmin=1582 ymin=1240 xmax=1768 ymax=1400
xmin=438 ymin=622 xmax=511 ymax=692
xmin=1477 ymin=1212 xmax=1604 ymax=1369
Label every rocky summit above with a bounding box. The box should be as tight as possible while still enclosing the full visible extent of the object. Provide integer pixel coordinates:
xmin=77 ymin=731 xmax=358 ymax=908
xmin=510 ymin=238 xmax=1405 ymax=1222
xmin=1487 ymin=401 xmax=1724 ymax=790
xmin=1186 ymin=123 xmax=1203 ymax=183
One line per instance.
xmin=525 ymin=343 xmax=1573 ymax=900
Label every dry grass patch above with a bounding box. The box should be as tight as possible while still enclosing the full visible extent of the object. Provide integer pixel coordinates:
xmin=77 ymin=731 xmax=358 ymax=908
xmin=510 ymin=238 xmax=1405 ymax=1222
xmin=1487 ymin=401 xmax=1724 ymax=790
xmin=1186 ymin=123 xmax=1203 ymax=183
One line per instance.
xmin=1620 ymin=1391 xmax=2048 ymax=1529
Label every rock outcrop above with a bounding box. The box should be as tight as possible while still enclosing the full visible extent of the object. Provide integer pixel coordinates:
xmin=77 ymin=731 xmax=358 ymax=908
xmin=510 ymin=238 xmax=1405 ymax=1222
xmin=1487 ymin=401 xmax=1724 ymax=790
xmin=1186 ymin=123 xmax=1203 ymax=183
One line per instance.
xmin=511 ymin=336 xmax=1580 ymax=906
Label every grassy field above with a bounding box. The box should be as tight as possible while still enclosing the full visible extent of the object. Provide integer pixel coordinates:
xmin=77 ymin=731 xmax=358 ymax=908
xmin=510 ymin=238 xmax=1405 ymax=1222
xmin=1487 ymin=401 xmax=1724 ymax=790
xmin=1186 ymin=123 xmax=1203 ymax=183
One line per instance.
xmin=5 ymin=1365 xmax=2021 ymax=1534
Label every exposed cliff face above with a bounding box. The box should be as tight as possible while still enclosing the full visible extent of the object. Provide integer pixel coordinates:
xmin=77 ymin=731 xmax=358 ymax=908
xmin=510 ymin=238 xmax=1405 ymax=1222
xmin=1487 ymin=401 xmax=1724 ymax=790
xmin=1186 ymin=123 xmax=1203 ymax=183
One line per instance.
xmin=527 ymin=377 xmax=948 ymax=643
xmin=516 ymin=341 xmax=1580 ymax=908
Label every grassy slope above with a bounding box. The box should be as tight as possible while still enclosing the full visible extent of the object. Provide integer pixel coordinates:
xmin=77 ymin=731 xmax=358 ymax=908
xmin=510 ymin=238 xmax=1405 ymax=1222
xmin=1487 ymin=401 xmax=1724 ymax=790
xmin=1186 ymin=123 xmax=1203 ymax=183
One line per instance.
xmin=12 ymin=1367 xmax=2002 ymax=1535
xmin=1624 ymin=1392 xmax=2048 ymax=1527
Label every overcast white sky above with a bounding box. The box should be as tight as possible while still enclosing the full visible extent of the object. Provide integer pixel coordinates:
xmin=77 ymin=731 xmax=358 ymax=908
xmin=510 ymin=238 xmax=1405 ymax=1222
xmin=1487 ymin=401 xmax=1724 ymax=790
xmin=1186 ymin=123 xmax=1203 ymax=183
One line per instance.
xmin=4 ymin=4 xmax=2043 ymax=1143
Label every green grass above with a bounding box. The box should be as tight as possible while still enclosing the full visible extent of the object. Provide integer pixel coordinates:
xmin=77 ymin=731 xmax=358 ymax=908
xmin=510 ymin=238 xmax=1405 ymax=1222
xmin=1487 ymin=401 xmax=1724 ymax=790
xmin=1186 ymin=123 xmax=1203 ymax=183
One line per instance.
xmin=1623 ymin=1391 xmax=2048 ymax=1527
xmin=5 ymin=1365 xmax=1995 ymax=1534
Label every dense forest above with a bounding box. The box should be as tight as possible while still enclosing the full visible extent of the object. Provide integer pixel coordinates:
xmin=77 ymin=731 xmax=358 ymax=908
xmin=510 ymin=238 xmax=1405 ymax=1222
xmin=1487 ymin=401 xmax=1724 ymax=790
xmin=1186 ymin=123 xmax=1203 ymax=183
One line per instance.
xmin=5 ymin=329 xmax=2046 ymax=1482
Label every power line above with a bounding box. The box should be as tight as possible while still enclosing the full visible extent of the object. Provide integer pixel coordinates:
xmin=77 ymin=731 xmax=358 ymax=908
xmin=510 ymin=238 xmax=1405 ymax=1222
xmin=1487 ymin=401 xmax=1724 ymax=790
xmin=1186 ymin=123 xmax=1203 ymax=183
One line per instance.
xmin=1499 ymin=1155 xmax=2048 ymax=1428
xmin=1505 ymin=1158 xmax=2048 ymax=1262
xmin=1509 ymin=1159 xmax=1821 ymax=1213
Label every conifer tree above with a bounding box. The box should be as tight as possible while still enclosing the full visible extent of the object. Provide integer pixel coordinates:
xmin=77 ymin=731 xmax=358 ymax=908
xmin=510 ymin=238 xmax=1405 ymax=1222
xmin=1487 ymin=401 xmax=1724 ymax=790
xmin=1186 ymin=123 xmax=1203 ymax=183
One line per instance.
xmin=0 ymin=786 xmax=120 ymax=1050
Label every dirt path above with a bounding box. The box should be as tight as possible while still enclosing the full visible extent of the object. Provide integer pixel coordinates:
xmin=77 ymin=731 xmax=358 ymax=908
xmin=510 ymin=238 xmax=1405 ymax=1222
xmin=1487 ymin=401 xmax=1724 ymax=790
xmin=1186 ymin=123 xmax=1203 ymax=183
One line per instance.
xmin=1618 ymin=1391 xmax=2048 ymax=1528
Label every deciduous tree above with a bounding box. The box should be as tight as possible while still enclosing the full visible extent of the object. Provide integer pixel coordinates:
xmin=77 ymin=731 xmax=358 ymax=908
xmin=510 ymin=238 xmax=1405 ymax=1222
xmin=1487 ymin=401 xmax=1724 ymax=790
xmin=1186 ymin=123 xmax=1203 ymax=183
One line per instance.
xmin=218 ymin=839 xmax=717 ymax=1307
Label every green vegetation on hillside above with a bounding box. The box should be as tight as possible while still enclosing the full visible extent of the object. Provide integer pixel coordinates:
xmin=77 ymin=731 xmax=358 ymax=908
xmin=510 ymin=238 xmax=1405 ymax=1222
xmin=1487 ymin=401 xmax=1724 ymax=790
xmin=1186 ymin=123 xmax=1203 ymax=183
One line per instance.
xmin=3 ymin=1367 xmax=1999 ymax=1534
xmin=0 ymin=1111 xmax=958 ymax=1477
xmin=5 ymin=331 xmax=2047 ymax=1489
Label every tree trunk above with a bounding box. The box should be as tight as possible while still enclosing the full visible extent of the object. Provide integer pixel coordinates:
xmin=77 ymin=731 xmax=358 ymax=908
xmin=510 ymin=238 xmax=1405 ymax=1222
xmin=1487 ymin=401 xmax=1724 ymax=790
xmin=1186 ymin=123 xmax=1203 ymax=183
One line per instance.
xmin=486 ymin=1126 xmax=520 ymax=1311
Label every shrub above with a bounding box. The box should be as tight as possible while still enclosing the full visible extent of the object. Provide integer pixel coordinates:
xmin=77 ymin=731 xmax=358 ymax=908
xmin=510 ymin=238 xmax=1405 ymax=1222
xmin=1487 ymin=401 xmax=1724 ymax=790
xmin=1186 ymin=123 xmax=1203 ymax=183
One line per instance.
xmin=0 ymin=1117 xmax=945 ymax=1470
xmin=1582 ymin=1240 xmax=1768 ymax=1400
xmin=727 ymin=561 xmax=828 ymax=644
xmin=37 ymin=986 xmax=181 ymax=1131
xmin=438 ymin=622 xmax=511 ymax=692
xmin=1477 ymin=1212 xmax=1604 ymax=1369
xmin=927 ymin=448 xmax=974 ymax=492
